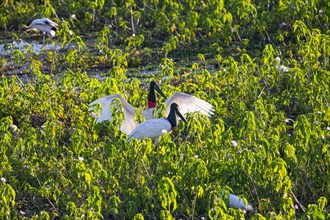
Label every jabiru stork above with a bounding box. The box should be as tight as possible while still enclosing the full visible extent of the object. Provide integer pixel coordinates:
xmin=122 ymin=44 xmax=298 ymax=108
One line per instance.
xmin=127 ymin=102 xmax=188 ymax=145
xmin=88 ymin=81 xmax=167 ymax=135
xmin=25 ymin=18 xmax=58 ymax=44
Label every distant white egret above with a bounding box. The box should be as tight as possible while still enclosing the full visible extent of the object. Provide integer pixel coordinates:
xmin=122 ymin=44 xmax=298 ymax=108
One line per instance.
xmin=275 ymin=57 xmax=289 ymax=73
xmin=220 ymin=191 xmax=254 ymax=213
xmin=127 ymin=102 xmax=188 ymax=145
xmin=25 ymin=18 xmax=58 ymax=44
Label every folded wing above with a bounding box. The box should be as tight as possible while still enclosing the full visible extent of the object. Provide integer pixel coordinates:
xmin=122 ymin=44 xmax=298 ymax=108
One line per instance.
xmin=42 ymin=18 xmax=58 ymax=28
xmin=31 ymin=18 xmax=58 ymax=28
xmin=127 ymin=118 xmax=171 ymax=141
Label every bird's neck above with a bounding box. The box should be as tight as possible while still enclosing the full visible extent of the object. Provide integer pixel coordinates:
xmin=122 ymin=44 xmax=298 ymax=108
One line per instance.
xmin=167 ymin=110 xmax=177 ymax=128
xmin=147 ymin=101 xmax=156 ymax=108
xmin=147 ymin=87 xmax=156 ymax=108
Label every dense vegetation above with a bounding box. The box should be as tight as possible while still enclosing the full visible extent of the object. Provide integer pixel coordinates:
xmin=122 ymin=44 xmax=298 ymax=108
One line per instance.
xmin=0 ymin=0 xmax=329 ymax=219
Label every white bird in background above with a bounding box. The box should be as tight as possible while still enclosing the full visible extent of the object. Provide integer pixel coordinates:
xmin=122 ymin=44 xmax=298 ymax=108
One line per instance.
xmin=127 ymin=102 xmax=188 ymax=145
xmin=89 ymin=81 xmax=215 ymax=135
xmin=25 ymin=18 xmax=58 ymax=44
xmin=275 ymin=57 xmax=289 ymax=73
xmin=220 ymin=191 xmax=254 ymax=213
xmin=88 ymin=81 xmax=167 ymax=135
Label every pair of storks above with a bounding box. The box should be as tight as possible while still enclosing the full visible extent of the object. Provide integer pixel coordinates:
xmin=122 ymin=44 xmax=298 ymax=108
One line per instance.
xmin=88 ymin=81 xmax=214 ymax=145
xmin=88 ymin=81 xmax=253 ymax=213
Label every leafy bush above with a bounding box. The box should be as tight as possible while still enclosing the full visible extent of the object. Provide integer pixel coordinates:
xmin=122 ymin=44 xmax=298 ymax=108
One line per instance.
xmin=0 ymin=0 xmax=329 ymax=219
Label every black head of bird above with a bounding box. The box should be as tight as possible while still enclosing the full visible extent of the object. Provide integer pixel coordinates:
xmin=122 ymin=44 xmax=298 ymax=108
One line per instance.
xmin=167 ymin=103 xmax=188 ymax=130
xmin=148 ymin=81 xmax=167 ymax=108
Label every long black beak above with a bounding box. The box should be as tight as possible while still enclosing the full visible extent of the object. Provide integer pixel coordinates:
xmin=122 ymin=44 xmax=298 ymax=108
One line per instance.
xmin=153 ymin=82 xmax=167 ymax=99
xmin=176 ymin=108 xmax=188 ymax=124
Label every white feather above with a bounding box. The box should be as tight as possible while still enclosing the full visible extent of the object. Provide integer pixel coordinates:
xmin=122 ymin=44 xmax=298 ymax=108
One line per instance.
xmin=141 ymin=108 xmax=155 ymax=120
xmin=88 ymin=94 xmax=138 ymax=135
xmin=165 ymin=92 xmax=214 ymax=118
xmin=127 ymin=118 xmax=171 ymax=141
xmin=275 ymin=57 xmax=289 ymax=73
xmin=28 ymin=18 xmax=58 ymax=38
xmin=88 ymin=90 xmax=214 ymax=137
xmin=229 ymin=193 xmax=253 ymax=212
xmin=220 ymin=191 xmax=254 ymax=213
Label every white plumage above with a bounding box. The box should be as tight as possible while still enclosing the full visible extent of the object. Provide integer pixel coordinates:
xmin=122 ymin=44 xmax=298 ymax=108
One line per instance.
xmin=88 ymin=81 xmax=166 ymax=135
xmin=89 ymin=94 xmax=138 ymax=135
xmin=89 ymin=83 xmax=214 ymax=135
xmin=220 ymin=191 xmax=254 ymax=213
xmin=228 ymin=193 xmax=253 ymax=213
xmin=127 ymin=103 xmax=188 ymax=145
xmin=127 ymin=118 xmax=172 ymax=142
xmin=275 ymin=57 xmax=289 ymax=73
xmin=26 ymin=18 xmax=58 ymax=43
xmin=165 ymin=92 xmax=214 ymax=118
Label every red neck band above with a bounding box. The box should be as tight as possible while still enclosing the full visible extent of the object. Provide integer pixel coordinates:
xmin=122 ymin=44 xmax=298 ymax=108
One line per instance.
xmin=148 ymin=101 xmax=156 ymax=108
